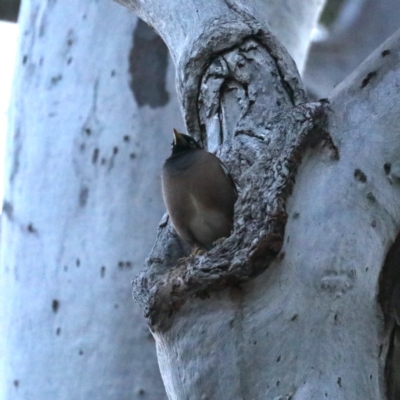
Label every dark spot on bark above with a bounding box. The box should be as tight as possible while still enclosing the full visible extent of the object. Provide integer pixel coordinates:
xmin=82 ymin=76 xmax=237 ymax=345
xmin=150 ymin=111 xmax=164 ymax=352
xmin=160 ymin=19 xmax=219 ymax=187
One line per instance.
xmin=382 ymin=50 xmax=391 ymax=57
xmin=113 ymin=146 xmax=118 ymax=155
xmin=114 ymin=303 xmax=119 ymax=309
xmin=130 ymin=153 xmax=136 ymax=160
xmin=286 ymin=236 xmax=290 ymax=244
xmin=39 ymin=57 xmax=44 ymax=66
xmin=334 ymin=313 xmax=338 ymax=322
xmin=56 ymin=327 xmax=61 ymax=335
xmin=138 ymin=388 xmax=145 ymax=395
xmin=337 ymin=377 xmax=342 ymax=387
xmin=354 ymin=168 xmax=367 ymax=183
xmin=276 ymin=380 xmax=280 ymax=387
xmin=293 ymin=212 xmax=300 ymax=219
xmin=100 ymin=266 xmax=106 ymax=278
xmin=129 ymin=19 xmax=169 ymax=108
xmin=123 ymin=135 xmax=130 ymax=142
xmin=39 ymin=22 xmax=46 ymax=38
xmin=370 ymin=374 xmax=373 ymax=380
xmin=79 ymin=350 xmax=83 ymax=355
xmin=22 ymin=55 xmax=28 ymax=65
xmin=384 ymin=163 xmax=391 ymax=175
xmin=367 ymin=192 xmax=376 ymax=202
xmin=379 ymin=344 xmax=383 ymax=357
xmin=82 ymin=14 xmax=87 ymax=20
xmin=79 ymin=185 xmax=89 ymax=207
xmin=325 ymin=393 xmax=328 ymax=397
xmin=291 ymin=314 xmax=298 ymax=321
xmin=366 ymin=267 xmax=369 ymax=272
xmin=27 ymin=223 xmax=37 ymax=233
xmin=67 ymin=39 xmax=73 ymax=46
xmin=2 ymin=200 xmax=13 ymax=220
xmin=13 ymin=380 xmax=19 ymax=388
xmin=111 ymin=70 xmax=116 ymax=77
xmin=51 ymin=75 xmax=62 ymax=85
xmin=361 ymin=71 xmax=377 ymax=88
xmin=79 ymin=143 xmax=85 ymax=152
xmin=67 ymin=57 xmax=73 ymax=65
xmin=118 ymin=261 xmax=124 ymax=269
xmin=84 ymin=127 xmax=91 ymax=136
xmin=64 ymin=265 xmax=68 ymax=271
xmin=101 ymin=157 xmax=107 ymax=165
xmin=276 ymin=355 xmax=281 ymax=362
xmin=92 ymin=148 xmax=99 ymax=164
xmin=278 ymin=252 xmax=285 ymax=260
xmin=76 ymin=258 xmax=80 ymax=267
xmin=372 ymin=220 xmax=376 ymax=228
xmin=52 ymin=299 xmax=60 ymax=313
xmin=126 ymin=261 xmax=132 ymax=268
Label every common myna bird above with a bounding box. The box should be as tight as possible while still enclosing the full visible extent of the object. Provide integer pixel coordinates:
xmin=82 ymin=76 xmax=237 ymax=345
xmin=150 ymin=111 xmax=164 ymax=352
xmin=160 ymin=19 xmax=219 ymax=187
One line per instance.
xmin=162 ymin=129 xmax=238 ymax=249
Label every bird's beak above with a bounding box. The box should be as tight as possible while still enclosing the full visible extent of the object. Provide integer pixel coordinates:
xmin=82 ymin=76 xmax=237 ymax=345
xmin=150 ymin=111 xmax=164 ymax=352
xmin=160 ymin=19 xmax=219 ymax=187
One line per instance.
xmin=173 ymin=129 xmax=186 ymax=145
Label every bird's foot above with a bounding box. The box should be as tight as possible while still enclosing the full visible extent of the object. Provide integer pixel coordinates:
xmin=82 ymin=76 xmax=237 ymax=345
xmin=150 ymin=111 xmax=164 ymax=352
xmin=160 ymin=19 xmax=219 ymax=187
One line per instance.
xmin=191 ymin=246 xmax=205 ymax=256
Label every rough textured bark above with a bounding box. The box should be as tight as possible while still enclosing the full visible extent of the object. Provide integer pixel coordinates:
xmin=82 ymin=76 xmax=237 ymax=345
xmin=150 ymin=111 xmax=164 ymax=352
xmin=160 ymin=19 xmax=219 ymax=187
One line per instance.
xmin=0 ymin=0 xmax=183 ymax=398
xmin=118 ymin=0 xmax=400 ymax=399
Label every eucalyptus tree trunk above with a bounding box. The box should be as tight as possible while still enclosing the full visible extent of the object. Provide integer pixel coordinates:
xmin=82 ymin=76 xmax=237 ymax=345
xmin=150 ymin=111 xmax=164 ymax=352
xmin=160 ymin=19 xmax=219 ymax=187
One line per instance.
xmin=304 ymin=0 xmax=400 ymax=97
xmin=0 ymin=0 xmax=183 ymax=398
xmin=117 ymin=0 xmax=400 ymax=399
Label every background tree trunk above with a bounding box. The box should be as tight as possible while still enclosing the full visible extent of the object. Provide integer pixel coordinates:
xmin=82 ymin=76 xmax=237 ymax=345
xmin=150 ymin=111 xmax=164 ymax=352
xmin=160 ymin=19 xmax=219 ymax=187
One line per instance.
xmin=0 ymin=0 xmax=183 ymax=398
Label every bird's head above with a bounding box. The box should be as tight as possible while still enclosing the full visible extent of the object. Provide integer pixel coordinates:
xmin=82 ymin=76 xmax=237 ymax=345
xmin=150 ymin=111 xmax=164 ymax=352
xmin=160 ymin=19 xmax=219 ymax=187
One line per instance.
xmin=171 ymin=129 xmax=201 ymax=155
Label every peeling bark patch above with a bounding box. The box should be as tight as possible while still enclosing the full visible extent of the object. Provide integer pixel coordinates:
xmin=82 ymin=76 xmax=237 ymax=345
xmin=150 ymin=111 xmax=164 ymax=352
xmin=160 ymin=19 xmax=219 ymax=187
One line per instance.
xmin=320 ymin=269 xmax=356 ymax=295
xmin=361 ymin=71 xmax=377 ymax=88
xmin=52 ymin=299 xmax=60 ymax=313
xmin=382 ymin=50 xmax=391 ymax=57
xmin=13 ymin=380 xmax=19 ymax=388
xmin=2 ymin=200 xmax=13 ymax=220
xmin=354 ymin=168 xmax=367 ymax=183
xmin=79 ymin=185 xmax=89 ymax=207
xmin=129 ymin=19 xmax=169 ymax=108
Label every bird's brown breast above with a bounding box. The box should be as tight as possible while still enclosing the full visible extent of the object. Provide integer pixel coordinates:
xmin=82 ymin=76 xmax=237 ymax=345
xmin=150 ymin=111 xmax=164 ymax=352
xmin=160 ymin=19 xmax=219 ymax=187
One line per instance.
xmin=162 ymin=149 xmax=237 ymax=248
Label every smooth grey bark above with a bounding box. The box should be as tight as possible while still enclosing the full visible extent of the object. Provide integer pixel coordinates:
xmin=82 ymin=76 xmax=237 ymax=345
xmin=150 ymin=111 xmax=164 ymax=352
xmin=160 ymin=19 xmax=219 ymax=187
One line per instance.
xmin=0 ymin=0 xmax=183 ymax=398
xmin=304 ymin=0 xmax=400 ymax=97
xmin=118 ymin=0 xmax=400 ymax=399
